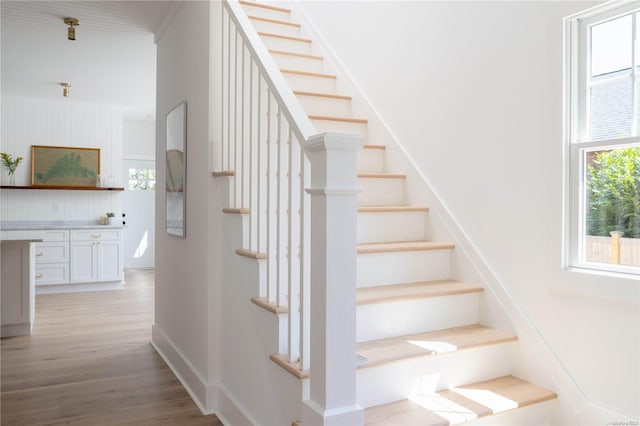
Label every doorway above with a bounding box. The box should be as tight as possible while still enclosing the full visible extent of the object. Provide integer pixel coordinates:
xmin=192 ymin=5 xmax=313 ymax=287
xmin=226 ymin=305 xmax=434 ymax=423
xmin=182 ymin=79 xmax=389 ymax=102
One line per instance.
xmin=123 ymin=159 xmax=156 ymax=269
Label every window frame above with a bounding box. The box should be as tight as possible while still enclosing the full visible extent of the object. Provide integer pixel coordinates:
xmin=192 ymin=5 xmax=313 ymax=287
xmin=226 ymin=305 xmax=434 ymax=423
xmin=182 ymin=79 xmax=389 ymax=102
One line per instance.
xmin=128 ymin=167 xmax=157 ymax=191
xmin=564 ymin=1 xmax=640 ymax=276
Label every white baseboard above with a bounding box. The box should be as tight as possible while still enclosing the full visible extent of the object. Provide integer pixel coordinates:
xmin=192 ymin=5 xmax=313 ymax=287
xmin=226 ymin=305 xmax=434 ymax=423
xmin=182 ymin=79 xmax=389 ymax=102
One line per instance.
xmin=1 ymin=323 xmax=31 ymax=337
xmin=151 ymin=324 xmax=217 ymax=415
xmin=216 ymin=384 xmax=258 ymax=426
xmin=36 ymin=281 xmax=124 ymax=295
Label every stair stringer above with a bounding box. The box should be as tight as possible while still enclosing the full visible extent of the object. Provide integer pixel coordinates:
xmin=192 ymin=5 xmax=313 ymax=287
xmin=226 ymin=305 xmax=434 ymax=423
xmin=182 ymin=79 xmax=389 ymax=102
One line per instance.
xmin=279 ymin=3 xmax=587 ymax=425
xmin=215 ymin=176 xmax=305 ymax=426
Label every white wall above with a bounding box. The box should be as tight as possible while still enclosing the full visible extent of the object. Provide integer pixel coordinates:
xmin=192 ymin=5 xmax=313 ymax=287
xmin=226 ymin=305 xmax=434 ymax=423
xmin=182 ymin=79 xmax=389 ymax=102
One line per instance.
xmin=123 ymin=119 xmax=155 ymax=160
xmin=294 ymin=0 xmax=639 ymax=420
xmin=0 ymin=97 xmax=124 ymax=221
xmin=153 ymin=0 xmax=220 ymax=412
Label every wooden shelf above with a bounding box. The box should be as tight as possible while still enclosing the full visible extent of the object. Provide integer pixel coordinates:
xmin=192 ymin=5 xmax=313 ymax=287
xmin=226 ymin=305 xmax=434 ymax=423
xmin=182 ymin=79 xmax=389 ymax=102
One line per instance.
xmin=1 ymin=185 xmax=124 ymax=191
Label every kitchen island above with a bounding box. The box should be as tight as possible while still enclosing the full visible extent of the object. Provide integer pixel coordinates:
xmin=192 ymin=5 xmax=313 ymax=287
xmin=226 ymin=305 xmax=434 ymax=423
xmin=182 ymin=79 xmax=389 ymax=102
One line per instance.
xmin=1 ymin=239 xmax=40 ymax=336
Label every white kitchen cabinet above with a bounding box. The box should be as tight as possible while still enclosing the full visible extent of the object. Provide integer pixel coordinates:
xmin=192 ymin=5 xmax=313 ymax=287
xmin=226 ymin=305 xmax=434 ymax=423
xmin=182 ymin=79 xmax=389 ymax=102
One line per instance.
xmin=35 ymin=231 xmax=70 ymax=285
xmin=70 ymin=229 xmax=123 ymax=283
xmin=1 ymin=230 xmax=70 ymax=286
xmin=2 ymin=227 xmax=123 ymax=287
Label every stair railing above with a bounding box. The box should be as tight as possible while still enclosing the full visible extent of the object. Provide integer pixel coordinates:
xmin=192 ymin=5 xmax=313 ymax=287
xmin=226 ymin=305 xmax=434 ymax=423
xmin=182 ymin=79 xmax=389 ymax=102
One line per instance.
xmin=216 ymin=1 xmax=363 ymax=423
xmin=218 ymin=0 xmax=313 ymax=372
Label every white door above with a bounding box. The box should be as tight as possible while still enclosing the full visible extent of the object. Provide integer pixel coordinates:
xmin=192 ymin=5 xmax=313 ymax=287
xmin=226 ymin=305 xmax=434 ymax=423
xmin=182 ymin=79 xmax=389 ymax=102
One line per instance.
xmin=123 ymin=159 xmax=156 ymax=269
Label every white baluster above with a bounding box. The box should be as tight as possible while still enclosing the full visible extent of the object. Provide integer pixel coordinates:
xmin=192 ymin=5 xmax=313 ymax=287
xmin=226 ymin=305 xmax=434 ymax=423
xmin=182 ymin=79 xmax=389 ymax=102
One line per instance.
xmin=300 ymin=150 xmax=311 ymax=371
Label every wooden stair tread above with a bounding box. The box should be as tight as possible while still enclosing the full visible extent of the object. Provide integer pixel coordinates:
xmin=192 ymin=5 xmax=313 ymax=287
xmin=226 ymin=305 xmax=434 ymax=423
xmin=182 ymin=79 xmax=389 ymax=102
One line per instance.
xmin=222 ymin=207 xmax=249 ymax=215
xmin=364 ymin=376 xmax=557 ymax=425
xmin=258 ymin=31 xmax=311 ymax=43
xmin=281 ymin=68 xmax=337 ymax=79
xmin=211 ymin=170 xmax=235 ymax=177
xmin=358 ymin=172 xmax=405 ymax=179
xmin=358 ymin=325 xmax=517 ymax=368
xmin=363 ymin=144 xmax=386 ymax=150
xmin=235 ymin=248 xmax=267 ymax=260
xmin=357 ymin=280 xmax=483 ymax=305
xmin=270 ymin=354 xmax=309 ymax=379
xmin=239 ymin=1 xmax=291 ymax=14
xmin=251 ymin=297 xmax=287 ymax=314
xmin=309 ymin=114 xmax=368 ymax=124
xmin=249 ymin=16 xmax=300 ymax=28
xmin=270 ymin=50 xmax=323 ymax=60
xmin=294 ymin=90 xmax=351 ymax=100
xmin=358 ymin=206 xmax=428 ymax=213
xmin=358 ymin=241 xmax=454 ymax=254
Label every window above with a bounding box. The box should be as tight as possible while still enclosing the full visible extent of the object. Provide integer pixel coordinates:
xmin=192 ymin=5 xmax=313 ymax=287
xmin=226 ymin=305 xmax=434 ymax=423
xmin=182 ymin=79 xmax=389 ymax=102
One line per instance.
xmin=565 ymin=3 xmax=640 ymax=275
xmin=128 ymin=168 xmax=156 ymax=191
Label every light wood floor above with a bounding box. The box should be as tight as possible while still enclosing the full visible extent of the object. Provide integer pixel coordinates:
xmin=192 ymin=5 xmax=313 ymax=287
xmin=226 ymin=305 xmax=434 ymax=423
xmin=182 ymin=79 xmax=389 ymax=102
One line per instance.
xmin=1 ymin=269 xmax=222 ymax=425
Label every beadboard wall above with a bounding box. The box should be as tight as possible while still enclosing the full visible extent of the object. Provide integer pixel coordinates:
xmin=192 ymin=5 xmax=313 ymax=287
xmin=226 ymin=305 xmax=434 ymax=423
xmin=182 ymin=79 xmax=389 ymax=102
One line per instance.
xmin=1 ymin=97 xmax=124 ymax=221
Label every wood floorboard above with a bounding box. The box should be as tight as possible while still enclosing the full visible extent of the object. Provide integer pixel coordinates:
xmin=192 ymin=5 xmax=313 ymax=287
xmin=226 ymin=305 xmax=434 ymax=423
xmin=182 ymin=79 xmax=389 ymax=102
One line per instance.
xmin=1 ymin=269 xmax=222 ymax=425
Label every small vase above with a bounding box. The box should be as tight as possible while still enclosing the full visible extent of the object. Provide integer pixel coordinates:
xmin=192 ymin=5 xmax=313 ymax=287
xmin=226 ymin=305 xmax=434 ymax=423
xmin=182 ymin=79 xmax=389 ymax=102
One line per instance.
xmin=8 ymin=172 xmax=15 ymax=186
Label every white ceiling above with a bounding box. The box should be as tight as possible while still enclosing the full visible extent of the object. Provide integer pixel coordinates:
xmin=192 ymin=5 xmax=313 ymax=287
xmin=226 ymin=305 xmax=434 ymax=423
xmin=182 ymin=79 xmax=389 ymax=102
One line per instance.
xmin=1 ymin=1 xmax=177 ymax=120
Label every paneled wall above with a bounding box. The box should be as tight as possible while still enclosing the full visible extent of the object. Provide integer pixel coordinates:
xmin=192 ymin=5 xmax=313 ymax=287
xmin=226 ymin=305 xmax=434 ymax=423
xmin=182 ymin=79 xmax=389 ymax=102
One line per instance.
xmin=0 ymin=97 xmax=124 ymax=221
xmin=123 ymin=119 xmax=155 ymax=160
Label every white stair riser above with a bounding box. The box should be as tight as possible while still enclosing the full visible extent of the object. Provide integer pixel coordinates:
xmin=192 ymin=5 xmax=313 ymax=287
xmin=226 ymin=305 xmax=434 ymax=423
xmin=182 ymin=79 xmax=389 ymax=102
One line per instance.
xmin=241 ymin=5 xmax=291 ymax=22
xmin=296 ymin=94 xmax=352 ymax=117
xmin=272 ymin=54 xmax=324 ymax=74
xmin=471 ymin=400 xmax=554 ymax=426
xmin=310 ymin=118 xmax=367 ymax=139
xmin=223 ymin=214 xmax=248 ymax=249
xmin=283 ymin=73 xmax=336 ymax=93
xmin=357 ymin=250 xmax=451 ymax=287
xmin=358 ymin=210 xmax=427 ymax=244
xmin=358 ymin=148 xmax=385 ymax=173
xmin=249 ymin=19 xmax=300 ymax=38
xmin=357 ymin=293 xmax=480 ymax=342
xmin=260 ymin=36 xmax=311 ymax=55
xmin=251 ymin=304 xmax=288 ymax=355
xmin=357 ymin=343 xmax=515 ymax=408
xmin=358 ymin=177 xmax=405 ymax=207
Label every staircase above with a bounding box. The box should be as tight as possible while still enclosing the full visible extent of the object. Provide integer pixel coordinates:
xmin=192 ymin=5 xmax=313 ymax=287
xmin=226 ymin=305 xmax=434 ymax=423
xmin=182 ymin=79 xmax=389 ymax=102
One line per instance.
xmin=219 ymin=1 xmax=558 ymax=424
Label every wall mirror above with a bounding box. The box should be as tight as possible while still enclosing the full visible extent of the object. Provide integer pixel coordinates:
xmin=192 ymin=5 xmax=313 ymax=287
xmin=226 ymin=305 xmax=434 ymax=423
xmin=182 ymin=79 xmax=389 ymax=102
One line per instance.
xmin=165 ymin=101 xmax=187 ymax=238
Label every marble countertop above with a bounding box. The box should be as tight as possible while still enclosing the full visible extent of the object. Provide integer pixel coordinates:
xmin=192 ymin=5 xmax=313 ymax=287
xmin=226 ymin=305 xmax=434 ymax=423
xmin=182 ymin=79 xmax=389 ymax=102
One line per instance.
xmin=1 ymin=220 xmax=124 ymax=231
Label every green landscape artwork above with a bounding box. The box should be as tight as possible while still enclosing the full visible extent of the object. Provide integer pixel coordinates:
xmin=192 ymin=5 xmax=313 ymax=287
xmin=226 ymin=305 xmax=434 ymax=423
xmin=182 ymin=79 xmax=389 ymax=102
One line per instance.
xmin=31 ymin=145 xmax=100 ymax=187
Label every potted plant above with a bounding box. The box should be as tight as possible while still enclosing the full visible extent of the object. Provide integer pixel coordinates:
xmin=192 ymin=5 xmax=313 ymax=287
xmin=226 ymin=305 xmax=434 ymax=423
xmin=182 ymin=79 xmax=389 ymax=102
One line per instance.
xmin=1 ymin=152 xmax=24 ymax=186
xmin=106 ymin=212 xmax=115 ymax=225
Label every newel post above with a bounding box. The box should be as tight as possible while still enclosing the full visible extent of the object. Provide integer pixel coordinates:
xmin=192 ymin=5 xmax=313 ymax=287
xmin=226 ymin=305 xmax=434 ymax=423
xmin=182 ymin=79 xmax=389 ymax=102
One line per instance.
xmin=302 ymin=132 xmax=364 ymax=426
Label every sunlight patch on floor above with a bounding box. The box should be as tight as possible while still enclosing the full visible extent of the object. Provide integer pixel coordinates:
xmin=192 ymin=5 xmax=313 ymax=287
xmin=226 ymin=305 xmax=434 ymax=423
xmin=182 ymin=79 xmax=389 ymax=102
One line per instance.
xmin=134 ymin=231 xmax=148 ymax=258
xmin=410 ymin=394 xmax=478 ymax=425
xmin=407 ymin=340 xmax=458 ymax=354
xmin=452 ymin=387 xmax=519 ymax=414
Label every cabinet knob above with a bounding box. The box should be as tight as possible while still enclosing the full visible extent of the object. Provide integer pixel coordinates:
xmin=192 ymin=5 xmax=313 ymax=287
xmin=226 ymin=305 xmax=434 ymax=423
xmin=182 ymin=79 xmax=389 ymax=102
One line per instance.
xmin=91 ymin=234 xmax=101 ymax=239
xmin=35 ymin=273 xmax=43 ymax=279
xmin=35 ymin=252 xmax=44 ymax=257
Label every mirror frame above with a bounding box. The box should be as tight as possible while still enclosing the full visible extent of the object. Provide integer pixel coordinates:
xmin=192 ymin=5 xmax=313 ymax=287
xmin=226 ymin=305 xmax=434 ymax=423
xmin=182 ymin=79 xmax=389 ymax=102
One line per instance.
xmin=165 ymin=101 xmax=187 ymax=238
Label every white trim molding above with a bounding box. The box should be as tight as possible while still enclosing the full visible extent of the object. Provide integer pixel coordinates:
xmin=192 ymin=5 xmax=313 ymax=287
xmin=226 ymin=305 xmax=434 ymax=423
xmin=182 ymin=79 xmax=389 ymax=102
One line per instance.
xmin=151 ymin=324 xmax=218 ymax=415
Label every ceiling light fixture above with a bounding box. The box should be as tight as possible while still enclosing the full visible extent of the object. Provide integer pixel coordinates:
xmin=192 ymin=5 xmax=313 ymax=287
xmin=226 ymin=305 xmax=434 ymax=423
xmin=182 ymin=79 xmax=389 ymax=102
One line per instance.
xmin=60 ymin=82 xmax=71 ymax=97
xmin=63 ymin=17 xmax=79 ymax=41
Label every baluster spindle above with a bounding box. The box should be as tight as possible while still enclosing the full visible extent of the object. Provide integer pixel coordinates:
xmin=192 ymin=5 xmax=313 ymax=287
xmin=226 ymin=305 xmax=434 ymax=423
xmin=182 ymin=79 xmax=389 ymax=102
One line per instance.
xmin=288 ymin=129 xmax=301 ymax=363
xmin=266 ymin=93 xmax=276 ymax=304
xmin=300 ymin=151 xmax=311 ymax=371
xmin=276 ymin=109 xmax=288 ymax=308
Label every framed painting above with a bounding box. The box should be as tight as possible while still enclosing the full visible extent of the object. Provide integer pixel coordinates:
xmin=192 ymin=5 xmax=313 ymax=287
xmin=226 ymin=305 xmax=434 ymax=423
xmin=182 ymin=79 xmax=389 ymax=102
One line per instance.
xmin=31 ymin=145 xmax=100 ymax=188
